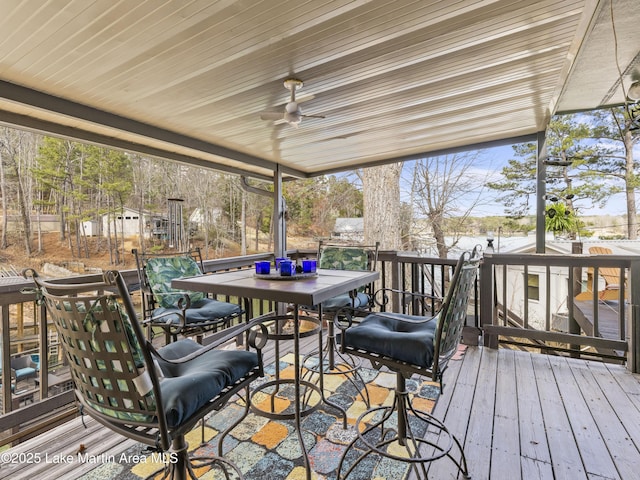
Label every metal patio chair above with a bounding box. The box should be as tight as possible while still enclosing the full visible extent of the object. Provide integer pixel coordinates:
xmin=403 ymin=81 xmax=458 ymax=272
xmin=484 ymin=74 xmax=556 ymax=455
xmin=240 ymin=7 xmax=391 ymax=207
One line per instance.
xmin=133 ymin=248 xmax=244 ymax=343
xmin=336 ymin=248 xmax=481 ymax=479
xmin=24 ymin=268 xmax=266 ymax=480
xmin=301 ymin=241 xmax=379 ymax=407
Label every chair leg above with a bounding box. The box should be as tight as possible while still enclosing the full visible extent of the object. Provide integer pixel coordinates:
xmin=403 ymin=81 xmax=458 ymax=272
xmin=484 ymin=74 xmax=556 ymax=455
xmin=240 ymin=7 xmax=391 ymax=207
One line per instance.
xmin=217 ymin=386 xmax=252 ymax=457
xmin=145 ymin=433 xmax=244 ymax=480
xmin=301 ymin=315 xmax=370 ymax=408
xmin=337 ymin=373 xmax=470 ymax=480
xmin=147 ymin=435 xmax=244 ymax=480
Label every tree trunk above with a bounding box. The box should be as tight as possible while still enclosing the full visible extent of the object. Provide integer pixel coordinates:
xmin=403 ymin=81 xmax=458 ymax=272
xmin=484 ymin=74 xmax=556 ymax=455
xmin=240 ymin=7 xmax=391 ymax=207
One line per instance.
xmin=113 ymin=211 xmax=121 ymax=264
xmin=362 ymin=163 xmax=402 ymax=250
xmin=0 ymin=149 xmax=7 ymax=249
xmin=240 ymin=188 xmax=247 ymax=255
xmin=431 ymin=214 xmax=448 ymax=258
xmin=255 ymin=212 xmax=262 ymax=251
xmin=14 ymin=160 xmax=32 ymax=255
xmin=36 ymin=206 xmax=43 ymax=253
xmin=106 ymin=202 xmax=114 ymax=265
xmin=624 ymin=130 xmax=637 ymax=239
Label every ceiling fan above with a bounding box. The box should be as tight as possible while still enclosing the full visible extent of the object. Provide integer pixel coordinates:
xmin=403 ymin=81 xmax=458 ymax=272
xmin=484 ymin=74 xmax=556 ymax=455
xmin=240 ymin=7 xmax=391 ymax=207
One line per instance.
xmin=260 ymin=78 xmax=325 ymax=127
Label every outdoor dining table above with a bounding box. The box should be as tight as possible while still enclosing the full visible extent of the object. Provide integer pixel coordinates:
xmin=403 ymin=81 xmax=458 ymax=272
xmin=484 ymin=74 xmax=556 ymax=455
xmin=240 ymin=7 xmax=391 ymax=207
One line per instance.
xmin=172 ymin=267 xmax=379 ymax=479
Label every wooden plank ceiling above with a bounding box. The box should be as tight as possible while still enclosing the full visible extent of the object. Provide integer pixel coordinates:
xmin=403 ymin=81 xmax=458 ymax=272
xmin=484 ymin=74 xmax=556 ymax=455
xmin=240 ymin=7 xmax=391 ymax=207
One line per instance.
xmin=0 ymin=0 xmax=638 ymax=181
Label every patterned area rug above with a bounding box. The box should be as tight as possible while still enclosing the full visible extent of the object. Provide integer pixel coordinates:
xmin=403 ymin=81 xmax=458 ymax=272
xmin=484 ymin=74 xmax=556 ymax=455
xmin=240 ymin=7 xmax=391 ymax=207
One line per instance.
xmin=79 ymin=353 xmax=441 ymax=480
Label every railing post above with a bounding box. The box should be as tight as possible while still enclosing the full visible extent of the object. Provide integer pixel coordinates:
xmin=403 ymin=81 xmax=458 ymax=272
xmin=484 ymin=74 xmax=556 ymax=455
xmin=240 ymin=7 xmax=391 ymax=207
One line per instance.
xmin=1 ymin=304 xmax=11 ymax=414
xmin=629 ymin=259 xmax=640 ymax=373
xmin=480 ymin=255 xmax=498 ymax=349
xmin=38 ymin=302 xmax=49 ymax=397
xmin=390 ymin=251 xmax=401 ymax=312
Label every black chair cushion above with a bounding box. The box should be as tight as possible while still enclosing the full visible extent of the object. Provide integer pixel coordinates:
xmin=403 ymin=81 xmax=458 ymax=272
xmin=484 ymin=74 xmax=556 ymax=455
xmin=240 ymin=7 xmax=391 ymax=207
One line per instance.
xmin=343 ymin=313 xmax=437 ymax=368
xmin=154 ymin=298 xmax=242 ymax=325
xmin=156 ymin=339 xmax=258 ymax=428
xmin=323 ymin=292 xmax=370 ymax=311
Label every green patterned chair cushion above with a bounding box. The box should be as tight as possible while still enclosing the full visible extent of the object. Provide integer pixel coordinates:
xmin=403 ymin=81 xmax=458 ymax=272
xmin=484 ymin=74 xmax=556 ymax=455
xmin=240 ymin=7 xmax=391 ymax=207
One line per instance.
xmin=145 ymin=256 xmax=205 ymax=308
xmin=319 ymin=246 xmax=370 ymax=297
xmin=318 ymin=247 xmax=369 ymax=271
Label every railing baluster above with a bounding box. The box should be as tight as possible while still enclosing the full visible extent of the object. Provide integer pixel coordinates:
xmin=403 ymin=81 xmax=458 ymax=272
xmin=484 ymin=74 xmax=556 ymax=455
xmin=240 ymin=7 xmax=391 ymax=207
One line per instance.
xmin=545 ymin=265 xmax=551 ymax=332
xmin=502 ymin=263 xmax=508 ymax=327
xmin=524 ymin=264 xmax=529 ymax=329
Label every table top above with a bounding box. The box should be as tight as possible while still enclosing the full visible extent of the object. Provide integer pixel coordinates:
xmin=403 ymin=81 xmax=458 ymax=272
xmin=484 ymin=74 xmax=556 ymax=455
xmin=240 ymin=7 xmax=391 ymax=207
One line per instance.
xmin=171 ymin=268 xmax=379 ymax=306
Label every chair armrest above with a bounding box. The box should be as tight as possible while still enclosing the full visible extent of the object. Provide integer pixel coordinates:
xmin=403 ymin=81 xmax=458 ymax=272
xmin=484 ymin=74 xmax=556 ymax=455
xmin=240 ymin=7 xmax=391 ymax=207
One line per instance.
xmin=334 ymin=287 xmax=442 ymax=333
xmin=142 ymin=293 xmax=194 ymax=335
xmin=199 ymin=316 xmax=268 ymax=350
xmin=149 ymin=316 xmax=269 ymax=364
xmin=371 ymin=287 xmax=442 ymax=315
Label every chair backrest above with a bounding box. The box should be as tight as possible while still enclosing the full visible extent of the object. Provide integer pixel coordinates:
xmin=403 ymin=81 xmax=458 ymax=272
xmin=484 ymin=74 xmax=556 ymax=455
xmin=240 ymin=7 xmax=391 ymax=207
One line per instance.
xmin=588 ymin=246 xmax=621 ymax=286
xmin=133 ymin=248 xmax=206 ymax=312
xmin=25 ymin=269 xmax=170 ymax=448
xmin=432 ymin=249 xmax=481 ymax=375
xmin=318 ymin=241 xmax=379 ymax=272
xmin=318 ymin=241 xmax=379 ymax=295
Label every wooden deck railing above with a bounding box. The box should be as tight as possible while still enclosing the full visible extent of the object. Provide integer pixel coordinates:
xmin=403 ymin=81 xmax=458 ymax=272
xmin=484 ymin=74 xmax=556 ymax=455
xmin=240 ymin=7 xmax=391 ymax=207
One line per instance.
xmin=480 ymin=253 xmax=639 ymax=372
xmin=1 ymin=248 xmax=638 ymax=446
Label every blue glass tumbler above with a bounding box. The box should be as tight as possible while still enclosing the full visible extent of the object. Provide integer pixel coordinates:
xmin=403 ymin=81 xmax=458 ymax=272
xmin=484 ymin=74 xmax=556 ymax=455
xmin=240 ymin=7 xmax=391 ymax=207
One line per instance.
xmin=280 ymin=260 xmax=294 ymax=276
xmin=302 ymin=260 xmax=317 ymax=273
xmin=255 ymin=261 xmax=271 ymax=275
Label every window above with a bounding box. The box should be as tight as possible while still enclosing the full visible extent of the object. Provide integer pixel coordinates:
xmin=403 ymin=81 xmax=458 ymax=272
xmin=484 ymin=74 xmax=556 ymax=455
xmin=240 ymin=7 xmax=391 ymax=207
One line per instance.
xmin=527 ymin=274 xmax=540 ymax=301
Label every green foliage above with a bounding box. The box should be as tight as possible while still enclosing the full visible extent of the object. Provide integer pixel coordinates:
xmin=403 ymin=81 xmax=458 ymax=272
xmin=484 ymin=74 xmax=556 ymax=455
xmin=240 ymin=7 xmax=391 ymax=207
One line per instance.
xmin=283 ymin=176 xmax=362 ymax=236
xmin=487 ymin=113 xmax=628 ymax=221
xmin=486 ymin=152 xmax=537 ymax=218
xmin=545 ymin=203 xmax=576 ymax=234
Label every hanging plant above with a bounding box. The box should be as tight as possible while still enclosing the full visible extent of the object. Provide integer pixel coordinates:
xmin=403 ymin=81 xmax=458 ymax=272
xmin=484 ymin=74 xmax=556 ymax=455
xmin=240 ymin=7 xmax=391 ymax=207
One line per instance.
xmin=545 ymin=202 xmax=577 ymax=235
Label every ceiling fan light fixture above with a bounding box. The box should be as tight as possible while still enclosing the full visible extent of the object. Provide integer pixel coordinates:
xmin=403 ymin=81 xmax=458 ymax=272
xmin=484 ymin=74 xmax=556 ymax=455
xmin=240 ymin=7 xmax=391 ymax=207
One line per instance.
xmin=628 ymin=81 xmax=640 ymax=101
xmin=284 ymin=111 xmax=302 ymax=125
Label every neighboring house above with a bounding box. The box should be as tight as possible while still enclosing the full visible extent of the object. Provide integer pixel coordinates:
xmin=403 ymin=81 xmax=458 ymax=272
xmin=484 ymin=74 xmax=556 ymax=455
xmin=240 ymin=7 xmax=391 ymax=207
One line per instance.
xmin=189 ymin=207 xmax=222 ymax=233
xmin=494 ymin=239 xmax=640 ymax=332
xmin=82 ymin=207 xmax=167 ymax=239
xmin=332 ymin=218 xmax=364 ymax=242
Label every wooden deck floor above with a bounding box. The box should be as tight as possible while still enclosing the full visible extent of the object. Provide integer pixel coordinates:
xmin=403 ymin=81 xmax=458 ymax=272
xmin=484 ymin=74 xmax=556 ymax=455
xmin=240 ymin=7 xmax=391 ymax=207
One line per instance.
xmin=3 ymin=339 xmax=640 ymax=480
xmin=426 ymin=346 xmax=640 ymax=480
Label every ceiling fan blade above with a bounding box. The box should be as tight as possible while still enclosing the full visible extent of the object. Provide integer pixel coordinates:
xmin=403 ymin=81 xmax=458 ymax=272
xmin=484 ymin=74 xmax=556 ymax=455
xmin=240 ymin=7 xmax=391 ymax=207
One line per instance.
xmin=296 ymin=93 xmax=315 ymax=104
xmin=301 ymin=114 xmax=325 ymax=119
xmin=260 ymin=112 xmax=284 ymax=121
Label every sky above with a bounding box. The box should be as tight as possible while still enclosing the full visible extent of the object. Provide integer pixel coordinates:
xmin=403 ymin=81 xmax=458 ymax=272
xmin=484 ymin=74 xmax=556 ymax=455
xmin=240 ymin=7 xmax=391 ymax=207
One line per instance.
xmin=395 ymin=144 xmax=629 ymax=218
xmin=337 ymin=137 xmax=634 ymax=220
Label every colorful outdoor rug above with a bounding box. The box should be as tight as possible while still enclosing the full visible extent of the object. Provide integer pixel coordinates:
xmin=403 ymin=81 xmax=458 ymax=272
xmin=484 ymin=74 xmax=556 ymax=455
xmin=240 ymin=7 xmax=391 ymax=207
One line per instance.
xmin=79 ymin=353 xmax=441 ymax=480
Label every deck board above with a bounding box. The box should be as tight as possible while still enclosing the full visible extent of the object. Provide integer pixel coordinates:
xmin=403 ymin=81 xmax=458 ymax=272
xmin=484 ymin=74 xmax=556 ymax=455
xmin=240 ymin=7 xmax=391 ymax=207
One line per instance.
xmin=425 ymin=345 xmax=481 ymax=479
xmin=533 ymin=353 xmax=588 ymax=480
xmin=514 ymin=351 xmax=550 ymax=464
xmin=572 ymin=360 xmax=640 ymax=480
xmin=549 ymin=355 xmax=617 ymax=479
xmin=492 ymin=349 xmax=523 ymax=480
xmin=462 ymin=347 xmax=497 ymax=480
xmin=3 ymin=341 xmax=640 ymax=480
